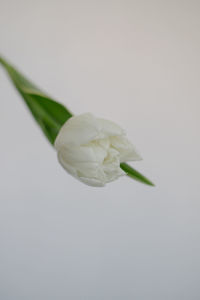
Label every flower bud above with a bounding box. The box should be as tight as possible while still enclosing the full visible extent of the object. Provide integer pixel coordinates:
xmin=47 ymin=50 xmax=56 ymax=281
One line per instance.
xmin=55 ymin=113 xmax=141 ymax=187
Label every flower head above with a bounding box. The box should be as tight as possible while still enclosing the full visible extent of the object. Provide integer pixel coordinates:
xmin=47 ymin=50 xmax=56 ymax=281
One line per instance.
xmin=55 ymin=113 xmax=141 ymax=186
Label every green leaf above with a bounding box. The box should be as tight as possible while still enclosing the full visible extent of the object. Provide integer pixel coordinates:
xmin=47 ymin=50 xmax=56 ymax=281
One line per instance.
xmin=0 ymin=56 xmax=73 ymax=144
xmin=0 ymin=56 xmax=154 ymax=186
xmin=120 ymin=163 xmax=155 ymax=186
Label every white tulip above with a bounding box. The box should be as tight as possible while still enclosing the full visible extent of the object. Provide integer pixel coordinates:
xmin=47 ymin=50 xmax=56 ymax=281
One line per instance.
xmin=54 ymin=113 xmax=142 ymax=187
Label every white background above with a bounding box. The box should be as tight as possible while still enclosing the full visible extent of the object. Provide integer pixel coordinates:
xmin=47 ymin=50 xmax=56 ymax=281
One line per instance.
xmin=0 ymin=1 xmax=200 ymax=299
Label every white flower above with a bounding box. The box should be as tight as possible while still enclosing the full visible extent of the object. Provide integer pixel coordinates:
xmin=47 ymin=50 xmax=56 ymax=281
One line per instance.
xmin=54 ymin=113 xmax=142 ymax=187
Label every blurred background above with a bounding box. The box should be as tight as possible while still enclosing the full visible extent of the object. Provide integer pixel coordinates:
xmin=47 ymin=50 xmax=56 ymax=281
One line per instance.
xmin=0 ymin=0 xmax=200 ymax=299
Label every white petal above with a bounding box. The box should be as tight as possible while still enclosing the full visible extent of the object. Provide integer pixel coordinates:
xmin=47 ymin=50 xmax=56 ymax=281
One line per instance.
xmin=110 ymin=136 xmax=142 ymax=162
xmin=55 ymin=113 xmax=101 ymax=149
xmin=79 ymin=177 xmax=105 ymax=187
xmin=97 ymin=118 xmax=125 ymax=138
xmin=57 ymin=146 xmax=106 ymax=181
xmin=103 ymin=148 xmax=125 ymax=182
xmin=58 ymin=151 xmax=105 ymax=187
xmin=57 ymin=151 xmax=77 ymax=177
xmin=57 ymin=146 xmax=98 ymax=170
